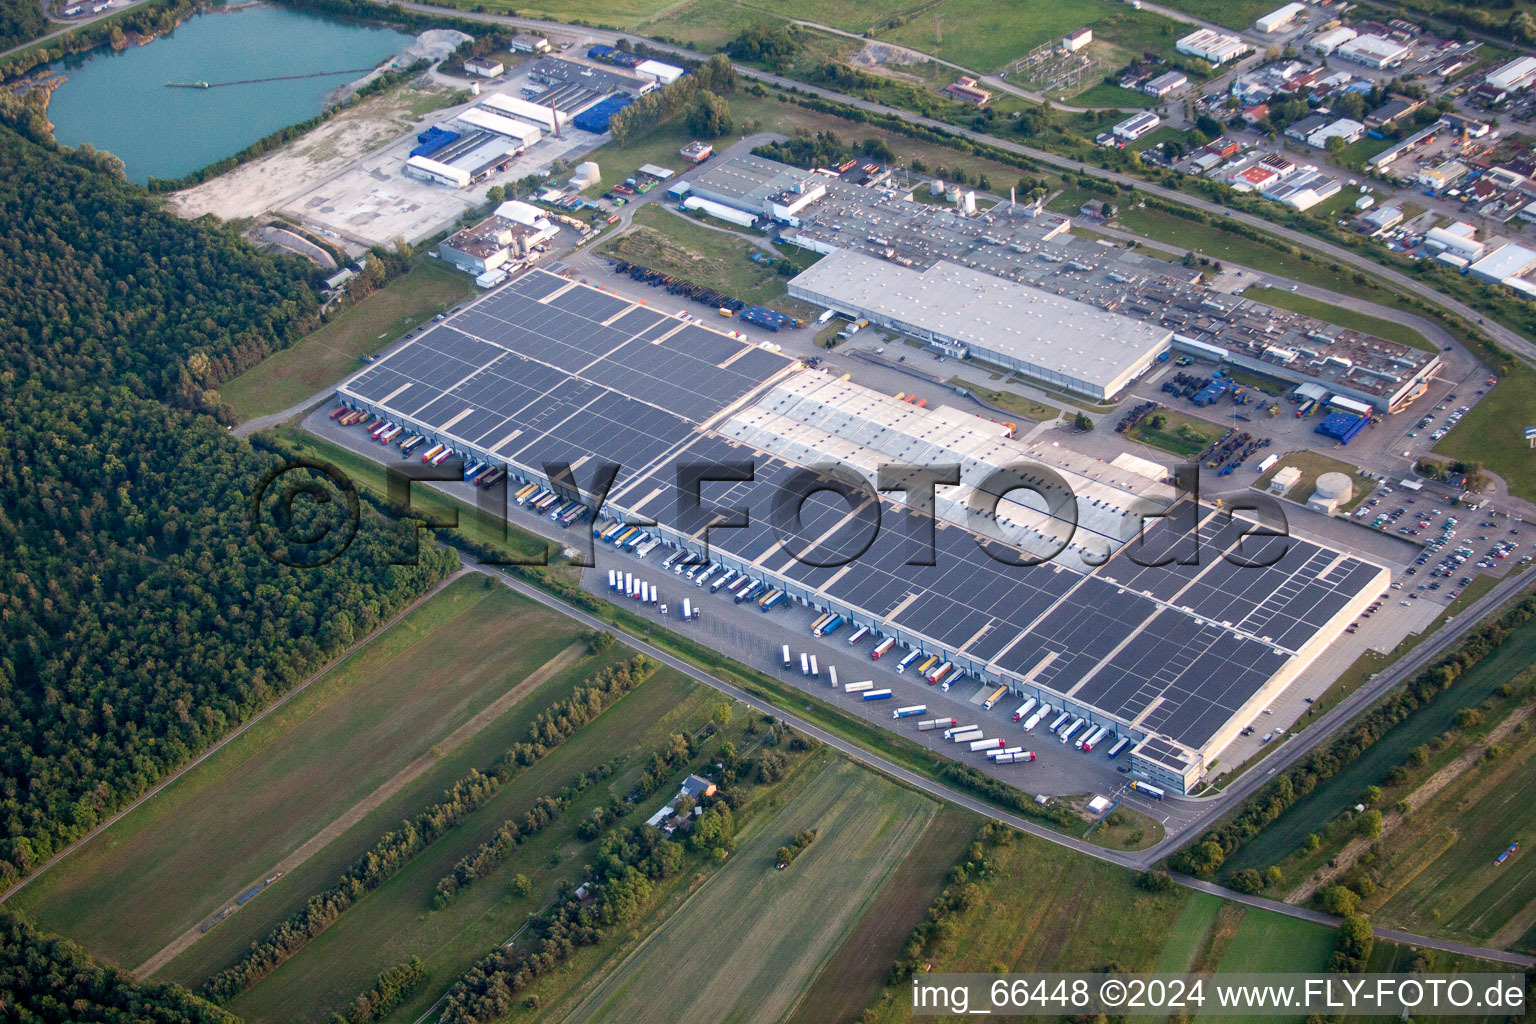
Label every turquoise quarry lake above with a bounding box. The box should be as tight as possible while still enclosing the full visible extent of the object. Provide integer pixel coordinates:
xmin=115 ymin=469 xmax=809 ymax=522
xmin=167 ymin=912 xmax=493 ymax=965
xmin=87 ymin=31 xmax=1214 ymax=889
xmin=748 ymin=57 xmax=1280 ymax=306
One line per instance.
xmin=48 ymin=4 xmax=413 ymax=183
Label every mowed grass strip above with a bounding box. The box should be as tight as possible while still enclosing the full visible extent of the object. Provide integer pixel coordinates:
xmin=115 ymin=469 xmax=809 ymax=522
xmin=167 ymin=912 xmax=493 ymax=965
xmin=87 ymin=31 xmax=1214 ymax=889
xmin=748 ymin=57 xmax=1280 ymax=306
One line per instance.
xmin=14 ymin=579 xmax=576 ymax=968
xmin=221 ymin=258 xmax=475 ymax=422
xmin=560 ymin=757 xmax=937 ymax=1024
xmin=157 ymin=641 xmax=639 ymax=991
xmin=225 ymin=668 xmax=713 ymax=1024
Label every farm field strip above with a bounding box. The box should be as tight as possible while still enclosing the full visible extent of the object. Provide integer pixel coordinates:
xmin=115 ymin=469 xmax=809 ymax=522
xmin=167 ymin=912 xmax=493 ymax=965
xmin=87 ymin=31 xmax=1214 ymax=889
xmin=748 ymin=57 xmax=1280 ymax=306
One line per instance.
xmin=14 ymin=580 xmax=581 ymax=968
xmin=133 ymin=641 xmax=586 ymax=979
xmin=559 ymin=757 xmax=936 ymax=1024
xmin=222 ymin=669 xmax=713 ymax=1023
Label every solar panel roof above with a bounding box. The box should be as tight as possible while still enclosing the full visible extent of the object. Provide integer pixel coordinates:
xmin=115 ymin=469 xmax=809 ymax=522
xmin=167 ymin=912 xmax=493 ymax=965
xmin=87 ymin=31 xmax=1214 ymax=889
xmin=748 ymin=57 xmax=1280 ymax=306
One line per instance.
xmin=337 ymin=268 xmax=1385 ymax=757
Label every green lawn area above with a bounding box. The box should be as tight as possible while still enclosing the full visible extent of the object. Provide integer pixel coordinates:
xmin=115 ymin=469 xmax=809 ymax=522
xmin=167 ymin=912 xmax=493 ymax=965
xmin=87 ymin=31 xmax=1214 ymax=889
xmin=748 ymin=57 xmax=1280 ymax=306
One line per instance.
xmin=1221 ymin=610 xmax=1536 ymax=880
xmin=601 ymin=203 xmax=810 ymax=313
xmin=1071 ymin=81 xmax=1159 ymax=109
xmin=1254 ymin=450 xmax=1376 ymax=510
xmin=950 ymin=377 xmax=1058 ymax=422
xmin=220 ymin=258 xmax=475 ymax=422
xmin=225 ymin=667 xmax=717 ymax=1023
xmin=1152 ymin=0 xmax=1273 ymax=28
xmin=1245 ymin=285 xmax=1436 ymax=353
xmin=11 ymin=578 xmax=584 ymax=970
xmin=1128 ymin=407 xmax=1228 ymax=458
xmin=875 ymin=0 xmax=1190 ymax=71
xmin=431 ymin=0 xmax=680 ymax=28
xmin=1435 ymin=359 xmax=1536 ymax=503
xmin=560 ymin=757 xmax=937 ymax=1024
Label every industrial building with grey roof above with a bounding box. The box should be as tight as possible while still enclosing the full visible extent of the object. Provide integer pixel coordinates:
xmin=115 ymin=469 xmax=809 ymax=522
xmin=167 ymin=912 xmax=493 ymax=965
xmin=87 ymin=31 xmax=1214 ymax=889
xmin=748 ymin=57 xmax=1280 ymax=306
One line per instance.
xmin=788 ymin=249 xmax=1174 ymax=401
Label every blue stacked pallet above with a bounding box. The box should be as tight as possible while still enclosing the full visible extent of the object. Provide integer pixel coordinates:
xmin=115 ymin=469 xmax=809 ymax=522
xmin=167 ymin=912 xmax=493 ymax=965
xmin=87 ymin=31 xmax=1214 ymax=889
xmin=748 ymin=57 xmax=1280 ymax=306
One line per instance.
xmin=739 ymin=305 xmax=791 ymax=331
xmin=411 ymin=126 xmax=459 ymax=158
xmin=1315 ymin=412 xmax=1367 ymax=445
xmin=572 ymin=95 xmax=634 ymax=134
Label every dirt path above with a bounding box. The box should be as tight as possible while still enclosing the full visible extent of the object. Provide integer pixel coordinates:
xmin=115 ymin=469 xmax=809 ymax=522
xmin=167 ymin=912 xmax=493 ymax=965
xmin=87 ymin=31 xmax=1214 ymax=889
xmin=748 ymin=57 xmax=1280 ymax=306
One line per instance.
xmin=1289 ymin=701 xmax=1536 ymax=905
xmin=134 ymin=641 xmax=583 ymax=980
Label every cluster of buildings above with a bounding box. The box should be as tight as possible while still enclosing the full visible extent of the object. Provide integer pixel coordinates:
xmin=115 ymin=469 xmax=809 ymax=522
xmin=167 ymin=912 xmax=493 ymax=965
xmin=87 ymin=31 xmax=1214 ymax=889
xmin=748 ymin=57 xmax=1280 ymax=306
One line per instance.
xmin=437 ymin=200 xmax=558 ymax=286
xmin=405 ymin=53 xmax=685 ymax=190
xmin=1473 ymin=55 xmax=1536 ymax=107
xmin=337 ymin=261 xmax=1389 ymax=795
xmin=1227 ymin=59 xmax=1373 ymax=109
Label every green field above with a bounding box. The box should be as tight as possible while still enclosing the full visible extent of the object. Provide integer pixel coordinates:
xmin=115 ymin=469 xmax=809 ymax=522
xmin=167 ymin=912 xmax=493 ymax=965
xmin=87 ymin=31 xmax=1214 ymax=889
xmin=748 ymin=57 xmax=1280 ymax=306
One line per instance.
xmin=11 ymin=578 xmax=586 ymax=971
xmin=1128 ymin=407 xmax=1228 ymax=458
xmin=435 ymin=0 xmax=680 ymax=28
xmin=1072 ymin=82 xmax=1160 ymax=109
xmin=1435 ymin=358 xmax=1536 ymax=503
xmin=1151 ymin=0 xmax=1275 ymax=29
xmin=602 ymin=203 xmax=812 ymax=313
xmin=875 ymin=0 xmax=1189 ymax=72
xmin=1153 ymin=891 xmax=1225 ymax=972
xmin=1245 ymin=286 xmax=1435 ymax=353
xmin=221 ymin=259 xmax=475 ymax=422
xmin=1221 ymin=610 xmax=1536 ymax=879
xmin=1215 ymin=911 xmax=1334 ymax=972
xmin=788 ymin=804 xmax=980 ymax=1024
xmin=223 ymin=667 xmax=715 ymax=1023
xmin=1353 ymin=697 xmax=1536 ymax=950
xmin=561 ymin=757 xmax=936 ymax=1024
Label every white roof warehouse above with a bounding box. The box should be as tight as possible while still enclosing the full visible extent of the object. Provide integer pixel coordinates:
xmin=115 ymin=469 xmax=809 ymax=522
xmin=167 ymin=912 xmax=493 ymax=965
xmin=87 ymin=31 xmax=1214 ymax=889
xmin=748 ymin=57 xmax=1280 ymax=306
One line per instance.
xmin=788 ymin=249 xmax=1173 ymax=400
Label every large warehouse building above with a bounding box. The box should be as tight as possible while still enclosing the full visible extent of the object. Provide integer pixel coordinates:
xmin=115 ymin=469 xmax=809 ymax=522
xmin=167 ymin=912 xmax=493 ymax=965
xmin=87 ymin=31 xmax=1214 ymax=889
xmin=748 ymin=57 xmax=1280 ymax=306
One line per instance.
xmin=787 ymin=249 xmax=1173 ymax=401
xmin=335 ymin=269 xmax=1387 ymax=794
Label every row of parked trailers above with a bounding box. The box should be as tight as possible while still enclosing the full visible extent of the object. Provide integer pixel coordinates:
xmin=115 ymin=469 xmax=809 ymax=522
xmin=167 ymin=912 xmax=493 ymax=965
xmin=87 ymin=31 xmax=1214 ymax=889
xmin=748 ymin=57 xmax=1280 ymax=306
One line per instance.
xmin=338 ymin=406 xmax=1151 ymax=783
xmin=330 ymin=403 xmax=517 ymax=490
xmin=609 ymin=259 xmax=746 ymax=313
xmin=336 ymin=405 xmax=1164 ymax=790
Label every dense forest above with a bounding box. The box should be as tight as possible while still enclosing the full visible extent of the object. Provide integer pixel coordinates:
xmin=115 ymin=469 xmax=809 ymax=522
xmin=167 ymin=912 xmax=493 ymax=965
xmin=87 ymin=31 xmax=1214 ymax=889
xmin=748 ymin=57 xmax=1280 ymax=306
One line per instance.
xmin=0 ymin=909 xmax=236 ymax=1023
xmin=0 ymin=0 xmax=46 ymax=51
xmin=0 ymin=115 xmax=456 ymax=902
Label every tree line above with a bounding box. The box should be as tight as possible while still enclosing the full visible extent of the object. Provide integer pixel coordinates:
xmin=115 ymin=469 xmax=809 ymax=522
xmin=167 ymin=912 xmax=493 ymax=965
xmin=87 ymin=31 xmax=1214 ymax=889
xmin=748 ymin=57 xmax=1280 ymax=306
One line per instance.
xmin=202 ymin=656 xmax=655 ymax=1000
xmin=607 ymin=54 xmax=737 ymax=146
xmin=0 ymin=909 xmax=235 ymax=1023
xmin=433 ymin=760 xmax=619 ymax=908
xmin=436 ymin=725 xmax=814 ymax=1024
xmin=329 ymin=957 xmax=428 ymax=1024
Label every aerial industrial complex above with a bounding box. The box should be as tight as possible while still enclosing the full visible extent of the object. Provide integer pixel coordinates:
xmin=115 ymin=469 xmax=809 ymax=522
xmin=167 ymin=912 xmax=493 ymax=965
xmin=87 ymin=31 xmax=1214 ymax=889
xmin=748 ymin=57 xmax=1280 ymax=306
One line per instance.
xmin=669 ymin=154 xmax=1440 ymax=409
xmin=335 ymin=269 xmax=1387 ymax=794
